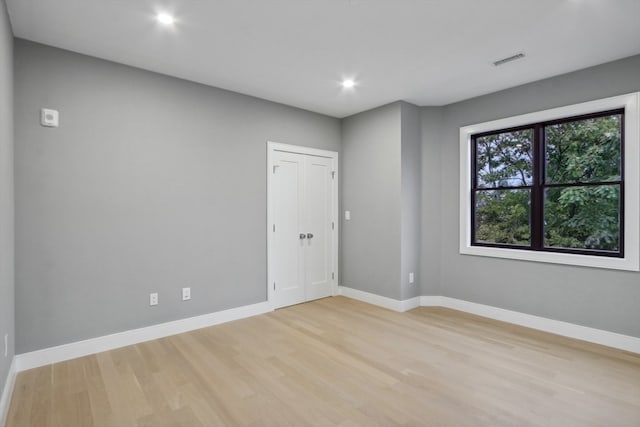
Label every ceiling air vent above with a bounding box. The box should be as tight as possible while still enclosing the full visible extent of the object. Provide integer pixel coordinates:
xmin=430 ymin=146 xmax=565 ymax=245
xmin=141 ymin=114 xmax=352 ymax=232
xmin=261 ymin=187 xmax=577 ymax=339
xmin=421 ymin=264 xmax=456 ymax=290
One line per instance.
xmin=493 ymin=53 xmax=525 ymax=67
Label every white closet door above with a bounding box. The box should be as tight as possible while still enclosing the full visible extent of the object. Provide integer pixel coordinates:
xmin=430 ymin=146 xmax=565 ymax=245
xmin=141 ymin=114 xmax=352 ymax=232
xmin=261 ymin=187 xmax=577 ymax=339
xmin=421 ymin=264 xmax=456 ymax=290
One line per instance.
xmin=269 ymin=144 xmax=337 ymax=310
xmin=272 ymin=151 xmax=305 ymax=308
xmin=303 ymin=155 xmax=333 ymax=301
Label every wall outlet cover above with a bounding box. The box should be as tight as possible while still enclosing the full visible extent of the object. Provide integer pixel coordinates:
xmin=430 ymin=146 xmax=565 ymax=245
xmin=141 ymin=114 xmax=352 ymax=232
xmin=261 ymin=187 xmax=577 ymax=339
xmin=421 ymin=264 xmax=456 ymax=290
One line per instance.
xmin=41 ymin=108 xmax=59 ymax=127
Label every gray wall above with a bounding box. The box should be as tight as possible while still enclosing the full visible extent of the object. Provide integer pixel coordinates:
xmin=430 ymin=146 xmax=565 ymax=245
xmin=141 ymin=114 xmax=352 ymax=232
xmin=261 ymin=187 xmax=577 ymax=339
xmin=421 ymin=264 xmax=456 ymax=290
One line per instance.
xmin=0 ymin=0 xmax=14 ymax=394
xmin=438 ymin=54 xmax=640 ymax=337
xmin=341 ymin=101 xmax=422 ymax=301
xmin=14 ymin=40 xmax=341 ymax=353
xmin=12 ymin=35 xmax=640 ymax=359
xmin=342 ymin=103 xmax=402 ymax=299
xmin=420 ymin=107 xmax=443 ymax=296
xmin=400 ymin=102 xmax=421 ymax=300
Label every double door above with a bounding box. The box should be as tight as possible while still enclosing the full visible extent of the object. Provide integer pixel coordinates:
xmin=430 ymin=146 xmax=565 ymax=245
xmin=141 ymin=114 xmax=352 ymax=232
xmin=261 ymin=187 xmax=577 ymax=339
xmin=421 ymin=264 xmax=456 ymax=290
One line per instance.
xmin=268 ymin=144 xmax=338 ymax=309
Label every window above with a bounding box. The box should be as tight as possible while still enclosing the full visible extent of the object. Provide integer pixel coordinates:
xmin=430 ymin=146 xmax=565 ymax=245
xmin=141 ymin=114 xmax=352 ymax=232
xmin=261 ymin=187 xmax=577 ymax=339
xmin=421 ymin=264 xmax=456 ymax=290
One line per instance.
xmin=472 ymin=109 xmax=623 ymax=256
xmin=460 ymin=93 xmax=639 ymax=271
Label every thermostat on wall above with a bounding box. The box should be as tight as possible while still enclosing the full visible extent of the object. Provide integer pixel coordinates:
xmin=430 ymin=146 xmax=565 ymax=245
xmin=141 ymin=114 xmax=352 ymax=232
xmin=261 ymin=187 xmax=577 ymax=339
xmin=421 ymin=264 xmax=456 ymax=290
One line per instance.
xmin=41 ymin=108 xmax=59 ymax=127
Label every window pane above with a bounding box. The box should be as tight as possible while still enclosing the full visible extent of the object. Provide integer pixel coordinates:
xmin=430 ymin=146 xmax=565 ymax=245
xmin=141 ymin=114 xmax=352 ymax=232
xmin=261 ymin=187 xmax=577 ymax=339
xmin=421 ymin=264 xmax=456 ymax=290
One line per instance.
xmin=544 ymin=185 xmax=620 ymax=252
xmin=474 ymin=189 xmax=531 ymax=245
xmin=545 ymin=114 xmax=622 ymax=184
xmin=475 ymin=129 xmax=533 ymax=188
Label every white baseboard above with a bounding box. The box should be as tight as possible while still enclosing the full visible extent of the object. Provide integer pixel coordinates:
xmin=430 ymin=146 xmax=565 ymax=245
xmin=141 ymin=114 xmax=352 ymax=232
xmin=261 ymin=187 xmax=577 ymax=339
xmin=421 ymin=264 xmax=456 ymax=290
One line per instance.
xmin=340 ymin=287 xmax=640 ymax=354
xmin=9 ymin=288 xmax=640 ymax=376
xmin=401 ymin=296 xmax=421 ymax=312
xmin=419 ymin=295 xmax=442 ymax=307
xmin=0 ymin=357 xmax=17 ymax=427
xmin=338 ymin=286 xmax=419 ymax=312
xmin=15 ymin=301 xmax=273 ymax=372
xmin=437 ymin=297 xmax=640 ymax=354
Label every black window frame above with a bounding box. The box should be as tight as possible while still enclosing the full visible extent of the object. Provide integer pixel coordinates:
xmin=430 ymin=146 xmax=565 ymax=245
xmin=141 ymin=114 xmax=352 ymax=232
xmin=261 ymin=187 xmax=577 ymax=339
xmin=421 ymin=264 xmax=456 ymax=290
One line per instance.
xmin=470 ymin=108 xmax=625 ymax=258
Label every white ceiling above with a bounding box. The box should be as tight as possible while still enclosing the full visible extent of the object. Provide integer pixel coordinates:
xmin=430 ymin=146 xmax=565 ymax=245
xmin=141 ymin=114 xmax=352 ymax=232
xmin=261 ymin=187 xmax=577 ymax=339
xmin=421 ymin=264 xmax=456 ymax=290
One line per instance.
xmin=7 ymin=0 xmax=640 ymax=118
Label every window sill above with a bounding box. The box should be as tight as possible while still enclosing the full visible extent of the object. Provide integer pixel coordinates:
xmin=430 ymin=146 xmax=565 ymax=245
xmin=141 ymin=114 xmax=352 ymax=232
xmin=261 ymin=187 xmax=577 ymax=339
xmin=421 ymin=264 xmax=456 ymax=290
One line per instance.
xmin=460 ymin=244 xmax=639 ymax=271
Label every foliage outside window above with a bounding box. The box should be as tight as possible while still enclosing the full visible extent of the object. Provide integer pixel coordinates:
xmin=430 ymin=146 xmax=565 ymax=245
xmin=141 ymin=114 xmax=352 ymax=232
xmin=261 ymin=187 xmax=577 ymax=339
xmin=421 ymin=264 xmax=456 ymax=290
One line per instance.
xmin=471 ymin=110 xmax=624 ymax=257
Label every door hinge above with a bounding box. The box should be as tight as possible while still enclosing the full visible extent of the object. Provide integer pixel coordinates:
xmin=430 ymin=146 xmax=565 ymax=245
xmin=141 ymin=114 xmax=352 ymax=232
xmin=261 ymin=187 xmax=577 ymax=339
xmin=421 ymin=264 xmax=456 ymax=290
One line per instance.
xmin=331 ymin=171 xmax=336 ymax=179
xmin=273 ymin=165 xmax=279 ymax=174
xmin=332 ymin=221 xmax=334 ymax=230
xmin=332 ymin=272 xmax=335 ymax=280
xmin=273 ymin=282 xmax=276 ymax=291
xmin=273 ymin=224 xmax=276 ymax=232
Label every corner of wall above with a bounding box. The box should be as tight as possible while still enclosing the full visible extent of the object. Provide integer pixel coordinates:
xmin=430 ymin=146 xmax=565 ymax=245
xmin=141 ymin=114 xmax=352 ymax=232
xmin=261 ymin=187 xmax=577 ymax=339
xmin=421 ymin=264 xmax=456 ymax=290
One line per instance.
xmin=400 ymin=102 xmax=422 ymax=300
xmin=419 ymin=106 xmax=445 ymax=296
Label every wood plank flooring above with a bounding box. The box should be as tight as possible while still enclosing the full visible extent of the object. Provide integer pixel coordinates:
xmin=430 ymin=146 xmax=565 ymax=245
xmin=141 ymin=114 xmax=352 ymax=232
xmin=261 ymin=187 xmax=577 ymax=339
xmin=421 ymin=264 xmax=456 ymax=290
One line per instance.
xmin=5 ymin=296 xmax=640 ymax=426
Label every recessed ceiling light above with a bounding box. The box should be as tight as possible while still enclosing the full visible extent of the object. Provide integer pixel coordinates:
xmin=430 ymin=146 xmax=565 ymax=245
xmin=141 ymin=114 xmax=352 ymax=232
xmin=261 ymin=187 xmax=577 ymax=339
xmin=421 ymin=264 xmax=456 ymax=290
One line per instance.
xmin=156 ymin=13 xmax=175 ymax=25
xmin=341 ymin=79 xmax=356 ymax=89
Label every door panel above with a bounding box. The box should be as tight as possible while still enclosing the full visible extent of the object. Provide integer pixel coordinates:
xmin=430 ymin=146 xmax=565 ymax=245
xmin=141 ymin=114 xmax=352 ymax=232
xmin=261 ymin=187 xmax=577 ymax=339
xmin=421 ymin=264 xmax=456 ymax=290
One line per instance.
xmin=272 ymin=151 xmax=305 ymax=308
xmin=304 ymin=156 xmax=333 ymax=301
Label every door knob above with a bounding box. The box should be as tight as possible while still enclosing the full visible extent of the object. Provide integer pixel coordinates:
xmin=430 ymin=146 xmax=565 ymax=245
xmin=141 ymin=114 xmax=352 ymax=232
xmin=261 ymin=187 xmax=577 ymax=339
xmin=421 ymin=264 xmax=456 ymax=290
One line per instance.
xmin=299 ymin=233 xmax=306 ymax=239
xmin=307 ymin=233 xmax=314 ymax=239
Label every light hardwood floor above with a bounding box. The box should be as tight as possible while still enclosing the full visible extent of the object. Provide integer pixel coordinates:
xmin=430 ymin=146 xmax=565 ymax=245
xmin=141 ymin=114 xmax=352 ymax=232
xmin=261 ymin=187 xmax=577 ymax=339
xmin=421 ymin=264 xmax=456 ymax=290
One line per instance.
xmin=5 ymin=296 xmax=640 ymax=426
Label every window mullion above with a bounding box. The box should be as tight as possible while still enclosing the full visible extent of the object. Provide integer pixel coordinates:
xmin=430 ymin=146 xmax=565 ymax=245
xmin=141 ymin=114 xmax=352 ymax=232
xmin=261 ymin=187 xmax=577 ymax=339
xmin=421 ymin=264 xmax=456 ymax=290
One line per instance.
xmin=530 ymin=124 xmax=544 ymax=250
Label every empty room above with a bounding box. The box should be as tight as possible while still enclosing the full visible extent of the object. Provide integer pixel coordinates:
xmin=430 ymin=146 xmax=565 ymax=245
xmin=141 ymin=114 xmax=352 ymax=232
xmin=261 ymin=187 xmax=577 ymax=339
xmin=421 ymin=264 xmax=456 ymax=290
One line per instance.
xmin=1 ymin=0 xmax=640 ymax=426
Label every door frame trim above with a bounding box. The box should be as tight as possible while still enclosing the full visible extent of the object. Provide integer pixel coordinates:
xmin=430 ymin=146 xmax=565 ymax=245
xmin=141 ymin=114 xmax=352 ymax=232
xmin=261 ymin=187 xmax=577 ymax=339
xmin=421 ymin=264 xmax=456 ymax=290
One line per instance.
xmin=267 ymin=141 xmax=339 ymax=309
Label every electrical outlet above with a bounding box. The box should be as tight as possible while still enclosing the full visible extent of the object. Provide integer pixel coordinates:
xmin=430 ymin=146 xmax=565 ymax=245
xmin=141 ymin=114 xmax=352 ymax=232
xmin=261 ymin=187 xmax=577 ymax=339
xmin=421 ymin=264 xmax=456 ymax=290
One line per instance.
xmin=40 ymin=108 xmax=59 ymax=127
xmin=409 ymin=272 xmax=415 ymax=284
xmin=182 ymin=287 xmax=191 ymax=301
xmin=149 ymin=292 xmax=158 ymax=306
xmin=3 ymin=333 xmax=7 ymax=357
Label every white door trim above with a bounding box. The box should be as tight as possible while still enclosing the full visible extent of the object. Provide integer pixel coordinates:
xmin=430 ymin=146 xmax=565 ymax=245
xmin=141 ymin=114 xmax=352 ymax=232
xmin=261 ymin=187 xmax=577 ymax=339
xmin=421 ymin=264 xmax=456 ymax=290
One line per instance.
xmin=267 ymin=141 xmax=339 ymax=309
